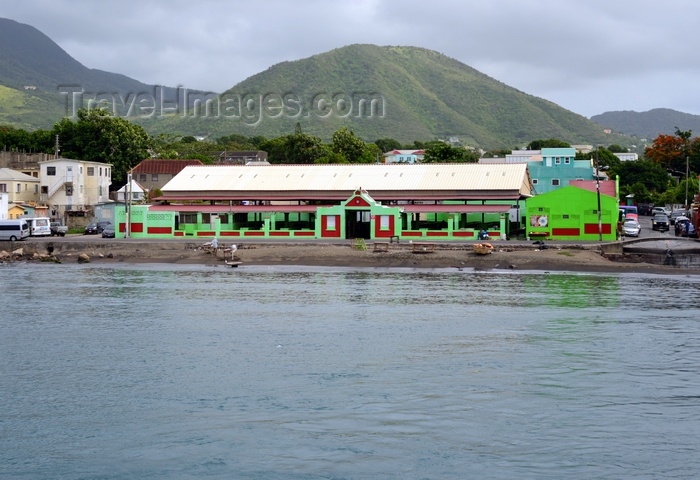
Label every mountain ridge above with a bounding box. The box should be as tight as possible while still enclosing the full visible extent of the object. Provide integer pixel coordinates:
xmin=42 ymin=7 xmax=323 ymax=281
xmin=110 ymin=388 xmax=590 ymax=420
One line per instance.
xmin=1 ymin=17 xmax=628 ymax=148
xmin=590 ymin=108 xmax=700 ymax=139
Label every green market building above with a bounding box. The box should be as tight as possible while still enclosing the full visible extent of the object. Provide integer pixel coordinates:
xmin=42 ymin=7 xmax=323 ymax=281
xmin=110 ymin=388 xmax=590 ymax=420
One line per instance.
xmin=110 ymin=163 xmax=618 ymax=242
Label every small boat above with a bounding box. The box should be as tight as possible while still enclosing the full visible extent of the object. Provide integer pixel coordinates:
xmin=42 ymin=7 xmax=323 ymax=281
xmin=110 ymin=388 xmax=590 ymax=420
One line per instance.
xmin=473 ymin=243 xmax=494 ymax=255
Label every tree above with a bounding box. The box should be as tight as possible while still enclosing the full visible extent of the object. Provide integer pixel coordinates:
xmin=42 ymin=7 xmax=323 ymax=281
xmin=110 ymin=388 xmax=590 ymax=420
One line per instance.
xmin=607 ymin=144 xmax=626 ymax=153
xmin=374 ymin=138 xmax=402 ymax=153
xmin=0 ymin=125 xmax=54 ymax=153
xmin=422 ymin=142 xmax=477 ymax=163
xmin=52 ymin=108 xmax=152 ymax=188
xmin=527 ymin=139 xmax=571 ymax=150
xmin=283 ymin=131 xmax=325 ymax=164
xmin=330 ymin=127 xmax=373 ymax=163
xmin=257 ymin=137 xmax=287 ymax=164
xmin=614 ymin=159 xmax=672 ymax=202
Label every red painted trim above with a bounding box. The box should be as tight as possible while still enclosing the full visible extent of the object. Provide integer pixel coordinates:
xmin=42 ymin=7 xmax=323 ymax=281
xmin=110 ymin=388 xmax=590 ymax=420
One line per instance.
xmin=147 ymin=226 xmax=172 ymax=234
xmin=130 ymin=223 xmax=143 ymax=233
xmin=345 ymin=196 xmax=371 ymax=207
xmin=243 ymin=231 xmax=265 ymax=236
xmin=584 ymin=223 xmax=612 ymax=234
xmin=196 ymin=231 xmax=216 ymax=236
xmin=269 ymin=231 xmax=290 ymax=236
xmin=174 ymin=231 xmax=185 ymax=236
xmin=552 ymin=228 xmax=581 ymax=236
xmin=321 ymin=215 xmax=342 ymax=238
xmin=401 ymin=231 xmax=423 ymax=236
xmin=220 ymin=231 xmax=240 ymax=236
xmin=294 ymin=231 xmax=315 ymax=236
xmin=453 ymin=231 xmax=475 ymax=237
xmin=426 ymin=231 xmax=449 ymax=236
xmin=374 ymin=215 xmax=395 ymax=238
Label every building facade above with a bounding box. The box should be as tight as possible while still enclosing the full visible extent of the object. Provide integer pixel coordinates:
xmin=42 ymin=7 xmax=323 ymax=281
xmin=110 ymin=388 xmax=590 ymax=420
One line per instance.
xmin=383 ymin=150 xmax=425 ymax=164
xmin=109 ymin=163 xmax=532 ymax=241
xmin=130 ymin=159 xmax=204 ymax=192
xmin=0 ymin=168 xmax=41 ymax=205
xmin=38 ymin=158 xmax=112 ymax=220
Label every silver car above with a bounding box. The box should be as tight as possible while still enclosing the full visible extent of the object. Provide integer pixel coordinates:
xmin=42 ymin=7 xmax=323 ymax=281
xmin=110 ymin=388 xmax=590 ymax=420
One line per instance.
xmin=623 ymin=219 xmax=641 ymax=237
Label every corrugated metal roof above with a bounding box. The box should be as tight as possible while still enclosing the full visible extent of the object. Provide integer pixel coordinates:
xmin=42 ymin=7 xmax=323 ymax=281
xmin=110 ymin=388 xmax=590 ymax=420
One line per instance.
xmin=162 ymin=164 xmax=531 ymax=196
xmin=131 ymin=159 xmax=204 ymax=175
xmin=0 ymin=168 xmax=39 ymax=182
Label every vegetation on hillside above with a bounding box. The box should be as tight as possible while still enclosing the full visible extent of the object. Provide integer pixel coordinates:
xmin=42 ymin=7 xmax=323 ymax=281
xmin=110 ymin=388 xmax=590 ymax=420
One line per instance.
xmin=591 ymin=108 xmax=700 ymax=139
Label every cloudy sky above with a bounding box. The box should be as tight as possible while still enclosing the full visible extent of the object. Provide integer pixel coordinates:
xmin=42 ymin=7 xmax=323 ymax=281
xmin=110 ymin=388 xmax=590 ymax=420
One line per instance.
xmin=3 ymin=0 xmax=699 ymax=117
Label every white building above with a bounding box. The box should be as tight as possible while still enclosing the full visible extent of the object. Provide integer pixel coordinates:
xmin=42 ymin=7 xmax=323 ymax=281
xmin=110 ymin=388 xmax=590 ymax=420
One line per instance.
xmin=116 ymin=178 xmax=147 ymax=203
xmin=383 ymin=149 xmax=425 ymax=164
xmin=614 ymin=152 xmax=639 ymax=162
xmin=0 ymin=192 xmax=8 ymax=219
xmin=39 ymin=158 xmax=112 ymax=219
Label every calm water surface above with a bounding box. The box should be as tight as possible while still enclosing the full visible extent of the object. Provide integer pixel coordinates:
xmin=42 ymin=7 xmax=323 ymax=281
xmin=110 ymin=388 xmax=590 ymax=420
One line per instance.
xmin=1 ymin=263 xmax=699 ymax=479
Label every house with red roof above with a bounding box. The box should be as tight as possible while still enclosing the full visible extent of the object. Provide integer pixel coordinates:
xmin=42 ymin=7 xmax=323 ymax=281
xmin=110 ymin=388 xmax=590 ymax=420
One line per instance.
xmin=130 ymin=159 xmax=204 ymax=193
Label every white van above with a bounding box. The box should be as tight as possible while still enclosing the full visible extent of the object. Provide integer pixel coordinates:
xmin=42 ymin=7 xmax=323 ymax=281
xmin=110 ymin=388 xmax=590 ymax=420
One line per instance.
xmin=25 ymin=217 xmax=51 ymax=236
xmin=0 ymin=219 xmax=30 ymax=241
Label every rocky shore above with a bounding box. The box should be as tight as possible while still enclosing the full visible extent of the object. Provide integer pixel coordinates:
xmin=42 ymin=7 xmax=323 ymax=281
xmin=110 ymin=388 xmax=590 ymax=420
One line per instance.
xmin=1 ymin=239 xmax=695 ymax=275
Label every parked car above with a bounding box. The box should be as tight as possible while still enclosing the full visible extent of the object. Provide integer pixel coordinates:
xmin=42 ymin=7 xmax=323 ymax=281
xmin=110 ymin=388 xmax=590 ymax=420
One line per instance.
xmin=97 ymin=221 xmax=111 ymax=233
xmin=50 ymin=222 xmax=68 ymax=237
xmin=101 ymin=224 xmax=115 ymax=238
xmin=680 ymin=222 xmax=698 ymax=238
xmin=637 ymin=204 xmax=653 ymax=216
xmin=652 ymin=214 xmax=670 ymax=231
xmin=622 ymin=219 xmax=641 ymax=237
xmin=651 ymin=207 xmax=668 ymax=216
xmin=669 ymin=210 xmax=687 ymax=225
xmin=84 ymin=223 xmax=99 ymax=234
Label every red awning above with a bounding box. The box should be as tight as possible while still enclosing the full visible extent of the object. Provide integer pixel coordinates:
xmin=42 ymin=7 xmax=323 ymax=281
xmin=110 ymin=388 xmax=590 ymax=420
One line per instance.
xmin=399 ymin=204 xmax=513 ymax=214
xmin=148 ymin=204 xmax=328 ymax=213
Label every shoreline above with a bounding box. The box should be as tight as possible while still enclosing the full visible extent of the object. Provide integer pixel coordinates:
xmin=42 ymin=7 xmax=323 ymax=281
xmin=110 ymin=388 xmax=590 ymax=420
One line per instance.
xmin=2 ymin=239 xmax=696 ymax=275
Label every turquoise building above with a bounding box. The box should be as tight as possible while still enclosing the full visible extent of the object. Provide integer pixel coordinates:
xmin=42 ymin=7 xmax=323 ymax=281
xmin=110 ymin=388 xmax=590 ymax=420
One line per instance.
xmin=528 ymin=148 xmax=598 ymax=194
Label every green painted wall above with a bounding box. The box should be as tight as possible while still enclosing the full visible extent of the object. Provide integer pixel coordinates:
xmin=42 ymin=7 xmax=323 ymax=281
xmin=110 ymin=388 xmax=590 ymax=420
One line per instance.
xmin=526 ymin=186 xmax=618 ymax=241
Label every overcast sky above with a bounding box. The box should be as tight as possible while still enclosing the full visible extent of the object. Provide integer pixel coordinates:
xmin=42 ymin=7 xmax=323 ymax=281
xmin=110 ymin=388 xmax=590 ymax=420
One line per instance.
xmin=3 ymin=0 xmax=699 ymax=118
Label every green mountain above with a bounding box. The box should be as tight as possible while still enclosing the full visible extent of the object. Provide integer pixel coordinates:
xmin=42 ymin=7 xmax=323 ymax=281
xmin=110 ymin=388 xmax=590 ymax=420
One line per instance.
xmin=0 ymin=17 xmax=183 ymax=129
xmin=590 ymin=108 xmax=700 ymax=139
xmin=144 ymin=44 xmax=625 ymax=148
xmin=0 ymin=17 xmax=627 ymax=149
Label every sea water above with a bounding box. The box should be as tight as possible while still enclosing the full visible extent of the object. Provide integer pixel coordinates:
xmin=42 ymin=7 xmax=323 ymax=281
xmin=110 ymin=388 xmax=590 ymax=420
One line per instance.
xmin=1 ymin=263 xmax=699 ymax=479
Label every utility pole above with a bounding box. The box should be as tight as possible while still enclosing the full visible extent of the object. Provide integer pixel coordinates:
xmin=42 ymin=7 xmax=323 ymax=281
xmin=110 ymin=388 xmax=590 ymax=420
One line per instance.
xmin=685 ymin=154 xmax=689 ymax=210
xmin=595 ymin=147 xmax=603 ymax=241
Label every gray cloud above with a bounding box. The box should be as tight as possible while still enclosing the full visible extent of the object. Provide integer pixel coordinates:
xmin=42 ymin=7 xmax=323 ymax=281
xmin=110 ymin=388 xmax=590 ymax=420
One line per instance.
xmin=3 ymin=0 xmax=700 ymax=117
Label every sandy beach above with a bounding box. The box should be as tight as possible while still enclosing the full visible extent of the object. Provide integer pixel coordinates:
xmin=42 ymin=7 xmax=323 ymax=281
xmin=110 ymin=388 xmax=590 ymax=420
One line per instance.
xmin=3 ymin=239 xmax=693 ymax=275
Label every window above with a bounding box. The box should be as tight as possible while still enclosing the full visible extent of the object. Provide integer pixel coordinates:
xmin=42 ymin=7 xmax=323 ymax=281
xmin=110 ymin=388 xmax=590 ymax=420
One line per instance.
xmin=47 ymin=166 xmax=56 ymax=176
xmin=34 ymin=185 xmax=38 ymax=194
xmin=99 ymin=167 xmax=103 ymax=176
xmin=551 ymin=179 xmax=560 ymax=186
xmin=555 ymin=157 xmax=561 ymax=164
xmin=140 ymin=174 xmax=146 ymax=182
xmin=80 ymin=167 xmax=83 ymax=174
xmin=87 ymin=167 xmax=95 ymax=176
xmin=379 ymin=215 xmax=390 ymax=230
xmin=532 ymin=179 xmax=538 ymax=185
xmin=66 ymin=185 xmax=73 ymax=196
xmin=151 ymin=174 xmax=158 ymax=182
xmin=326 ymin=216 xmax=336 ymax=230
xmin=0 ymin=183 xmax=6 ymax=192
xmin=564 ymin=157 xmax=571 ymax=164
xmin=16 ymin=183 xmax=21 ymax=193
xmin=179 ymin=213 xmax=198 ymax=224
